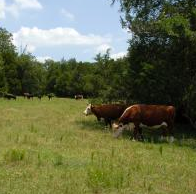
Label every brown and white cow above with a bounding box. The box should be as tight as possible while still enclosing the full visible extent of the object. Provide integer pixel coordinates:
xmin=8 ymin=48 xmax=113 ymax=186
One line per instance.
xmin=112 ymin=104 xmax=175 ymax=142
xmin=75 ymin=95 xmax=83 ymax=100
xmin=83 ymin=104 xmax=129 ymax=128
xmin=23 ymin=93 xmax=30 ymax=98
xmin=23 ymin=93 xmax=33 ymax=100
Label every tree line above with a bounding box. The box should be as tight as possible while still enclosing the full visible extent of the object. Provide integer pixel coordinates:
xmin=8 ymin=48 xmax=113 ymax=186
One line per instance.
xmin=0 ymin=0 xmax=196 ymax=124
xmin=0 ymin=28 xmax=128 ymax=101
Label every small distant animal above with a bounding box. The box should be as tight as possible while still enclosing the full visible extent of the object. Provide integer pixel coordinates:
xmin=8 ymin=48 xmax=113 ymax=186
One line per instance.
xmin=37 ymin=94 xmax=42 ymax=100
xmin=83 ymin=103 xmax=129 ymax=127
xmin=27 ymin=94 xmax=34 ymax=100
xmin=112 ymin=104 xmax=175 ymax=142
xmin=4 ymin=93 xmax=16 ymax=100
xmin=47 ymin=94 xmax=54 ymax=100
xmin=23 ymin=92 xmax=33 ymax=100
xmin=23 ymin=93 xmax=30 ymax=98
xmin=75 ymin=95 xmax=83 ymax=100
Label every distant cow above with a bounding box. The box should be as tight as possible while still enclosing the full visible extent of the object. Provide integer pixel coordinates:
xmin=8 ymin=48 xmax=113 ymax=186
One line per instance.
xmin=37 ymin=94 xmax=42 ymax=100
xmin=23 ymin=93 xmax=33 ymax=100
xmin=112 ymin=104 xmax=175 ymax=142
xmin=83 ymin=104 xmax=129 ymax=127
xmin=4 ymin=93 xmax=16 ymax=100
xmin=23 ymin=93 xmax=30 ymax=98
xmin=47 ymin=94 xmax=54 ymax=100
xmin=75 ymin=95 xmax=83 ymax=100
xmin=27 ymin=94 xmax=34 ymax=100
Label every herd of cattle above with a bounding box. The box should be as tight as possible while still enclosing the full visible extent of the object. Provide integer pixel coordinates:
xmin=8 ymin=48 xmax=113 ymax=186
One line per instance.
xmin=23 ymin=93 xmax=54 ymax=100
xmin=0 ymin=92 xmax=180 ymax=142
xmin=83 ymin=103 xmax=176 ymax=142
xmin=0 ymin=92 xmax=55 ymax=100
xmin=1 ymin=93 xmax=84 ymax=101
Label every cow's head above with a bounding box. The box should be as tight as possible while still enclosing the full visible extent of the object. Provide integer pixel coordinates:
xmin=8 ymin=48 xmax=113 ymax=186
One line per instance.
xmin=83 ymin=104 xmax=93 ymax=116
xmin=112 ymin=122 xmax=127 ymax=138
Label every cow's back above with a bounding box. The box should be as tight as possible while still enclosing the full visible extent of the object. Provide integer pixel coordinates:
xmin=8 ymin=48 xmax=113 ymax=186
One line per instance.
xmin=119 ymin=104 xmax=175 ymax=126
xmin=139 ymin=105 xmax=175 ymax=126
xmin=92 ymin=104 xmax=128 ymax=119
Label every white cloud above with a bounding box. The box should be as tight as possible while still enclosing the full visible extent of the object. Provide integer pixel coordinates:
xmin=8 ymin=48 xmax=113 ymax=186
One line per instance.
xmin=13 ymin=27 xmax=112 ymax=52
xmin=13 ymin=0 xmax=42 ymax=10
xmin=36 ymin=56 xmax=53 ymax=63
xmin=111 ymin=51 xmax=127 ymax=60
xmin=26 ymin=45 xmax=36 ymax=52
xmin=0 ymin=0 xmax=6 ymax=19
xmin=6 ymin=4 xmax=20 ymax=18
xmin=61 ymin=8 xmax=75 ymax=21
xmin=0 ymin=0 xmax=42 ymax=18
xmin=95 ymin=44 xmax=112 ymax=54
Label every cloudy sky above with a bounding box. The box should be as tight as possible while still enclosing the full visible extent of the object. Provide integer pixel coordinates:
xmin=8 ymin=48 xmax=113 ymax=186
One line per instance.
xmin=1 ymin=0 xmax=130 ymax=62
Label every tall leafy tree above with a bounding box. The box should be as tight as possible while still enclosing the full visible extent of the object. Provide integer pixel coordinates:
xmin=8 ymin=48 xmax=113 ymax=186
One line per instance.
xmin=0 ymin=28 xmax=19 ymax=93
xmin=111 ymin=0 xmax=196 ymax=112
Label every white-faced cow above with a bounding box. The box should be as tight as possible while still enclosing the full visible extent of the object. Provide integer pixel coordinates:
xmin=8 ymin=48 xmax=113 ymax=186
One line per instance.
xmin=23 ymin=93 xmax=33 ymax=100
xmin=112 ymin=104 xmax=175 ymax=142
xmin=75 ymin=95 xmax=83 ymax=100
xmin=83 ymin=104 xmax=129 ymax=128
xmin=23 ymin=93 xmax=30 ymax=98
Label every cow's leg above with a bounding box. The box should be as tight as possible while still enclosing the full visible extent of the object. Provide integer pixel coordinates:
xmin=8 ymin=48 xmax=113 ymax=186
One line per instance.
xmin=133 ymin=122 xmax=140 ymax=141
xmin=104 ymin=119 xmax=112 ymax=128
xmin=109 ymin=120 xmax=112 ymax=128
xmin=138 ymin=127 xmax=144 ymax=141
xmin=104 ymin=119 xmax=108 ymax=127
xmin=167 ymin=121 xmax=174 ymax=143
xmin=160 ymin=125 xmax=167 ymax=141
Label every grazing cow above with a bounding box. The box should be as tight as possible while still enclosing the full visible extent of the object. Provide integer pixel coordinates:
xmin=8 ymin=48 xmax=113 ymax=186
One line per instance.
xmin=83 ymin=104 xmax=129 ymax=127
xmin=112 ymin=104 xmax=175 ymax=142
xmin=75 ymin=94 xmax=83 ymax=100
xmin=37 ymin=94 xmax=42 ymax=100
xmin=23 ymin=93 xmax=30 ymax=98
xmin=27 ymin=94 xmax=34 ymax=100
xmin=4 ymin=93 xmax=16 ymax=100
xmin=23 ymin=93 xmax=33 ymax=100
xmin=47 ymin=94 xmax=54 ymax=100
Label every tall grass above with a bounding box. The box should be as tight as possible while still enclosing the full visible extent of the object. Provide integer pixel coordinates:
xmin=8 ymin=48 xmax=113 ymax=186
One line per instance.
xmin=0 ymin=97 xmax=195 ymax=193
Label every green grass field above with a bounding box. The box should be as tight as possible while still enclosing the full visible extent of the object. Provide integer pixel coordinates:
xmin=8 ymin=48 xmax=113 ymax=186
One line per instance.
xmin=0 ymin=97 xmax=196 ymax=194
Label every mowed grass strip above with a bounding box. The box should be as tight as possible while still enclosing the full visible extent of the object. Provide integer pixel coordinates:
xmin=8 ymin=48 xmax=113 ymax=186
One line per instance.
xmin=0 ymin=97 xmax=195 ymax=194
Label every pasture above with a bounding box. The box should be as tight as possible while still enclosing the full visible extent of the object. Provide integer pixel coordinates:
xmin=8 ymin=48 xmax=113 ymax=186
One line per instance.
xmin=0 ymin=97 xmax=196 ymax=194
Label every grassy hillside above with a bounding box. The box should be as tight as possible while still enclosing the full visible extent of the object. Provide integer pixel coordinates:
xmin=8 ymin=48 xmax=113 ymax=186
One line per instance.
xmin=0 ymin=97 xmax=196 ymax=194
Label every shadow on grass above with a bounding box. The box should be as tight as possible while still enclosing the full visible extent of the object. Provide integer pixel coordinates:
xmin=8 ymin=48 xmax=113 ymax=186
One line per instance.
xmin=123 ymin=123 xmax=196 ymax=149
xmin=77 ymin=118 xmax=196 ymax=149
xmin=75 ymin=118 xmax=112 ymax=133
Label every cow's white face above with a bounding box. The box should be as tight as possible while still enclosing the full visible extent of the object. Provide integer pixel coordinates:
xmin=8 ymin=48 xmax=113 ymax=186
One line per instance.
xmin=83 ymin=104 xmax=92 ymax=116
xmin=112 ymin=123 xmax=127 ymax=138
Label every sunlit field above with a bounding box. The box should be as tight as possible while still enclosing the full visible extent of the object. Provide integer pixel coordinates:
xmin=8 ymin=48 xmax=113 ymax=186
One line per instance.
xmin=0 ymin=97 xmax=196 ymax=194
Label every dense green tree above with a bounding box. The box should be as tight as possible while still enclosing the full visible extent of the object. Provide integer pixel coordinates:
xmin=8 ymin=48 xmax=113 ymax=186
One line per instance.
xmin=45 ymin=60 xmax=61 ymax=94
xmin=16 ymin=53 xmax=46 ymax=95
xmin=111 ymin=0 xmax=196 ymax=123
xmin=0 ymin=28 xmax=19 ymax=94
xmin=0 ymin=54 xmax=7 ymax=92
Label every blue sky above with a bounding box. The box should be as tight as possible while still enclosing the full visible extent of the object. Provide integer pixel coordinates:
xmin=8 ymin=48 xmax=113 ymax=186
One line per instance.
xmin=1 ymin=0 xmax=130 ymax=62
